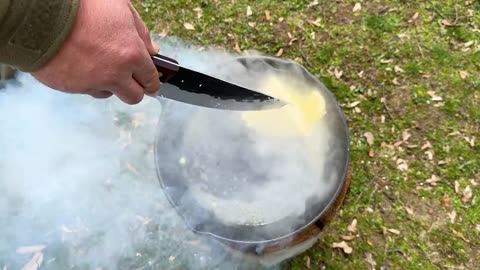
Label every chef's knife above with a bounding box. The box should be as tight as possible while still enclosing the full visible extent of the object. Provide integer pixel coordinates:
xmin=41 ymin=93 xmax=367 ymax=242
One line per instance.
xmin=151 ymin=54 xmax=285 ymax=111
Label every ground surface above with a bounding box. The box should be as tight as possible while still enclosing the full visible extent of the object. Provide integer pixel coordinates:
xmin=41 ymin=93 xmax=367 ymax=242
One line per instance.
xmin=133 ymin=1 xmax=479 ymax=269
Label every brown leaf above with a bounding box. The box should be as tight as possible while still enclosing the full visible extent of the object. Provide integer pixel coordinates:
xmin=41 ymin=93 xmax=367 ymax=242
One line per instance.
xmin=365 ymin=253 xmax=377 ymax=270
xmin=276 ymin=48 xmax=284 ymax=57
xmin=396 ymin=159 xmax=408 ymax=171
xmin=193 ymin=7 xmax=203 ymax=19
xmin=387 ymin=228 xmax=401 ymax=235
xmin=248 ymin=22 xmax=256 ymax=28
xmin=464 ymin=41 xmax=474 ymax=47
xmin=348 ymin=219 xmax=358 ymax=233
xmin=392 ymin=77 xmax=399 ymax=85
xmin=421 ymin=141 xmax=432 ymax=150
xmin=341 ymin=235 xmax=356 ymax=241
xmin=411 ymin=12 xmax=419 ymax=21
xmin=394 ymin=66 xmax=405 ymax=73
xmin=352 ymin=3 xmax=362 ymax=13
xmin=333 ymin=241 xmax=353 ymax=254
xmin=234 ymin=43 xmax=241 ymax=53
xmin=265 ymin=10 xmax=271 ymax=21
xmin=364 ymin=132 xmax=374 ymax=146
xmin=459 ymin=71 xmax=469 ymax=79
xmin=404 ymin=206 xmax=414 ymax=215
xmin=21 ymin=253 xmax=43 ymax=270
xmin=183 ymin=22 xmax=195 ymax=30
xmin=334 ymin=68 xmax=343 ymax=79
xmin=442 ymin=194 xmax=452 ymax=207
xmin=126 ymin=163 xmax=140 ymax=176
xmin=447 ymin=210 xmax=457 ymax=223
xmin=369 ymin=148 xmax=375 ymax=158
xmin=455 ymin=181 xmax=460 ymax=194
xmin=426 ymin=174 xmax=441 ymax=186
xmin=304 ymin=256 xmax=311 ymax=269
xmin=16 ymin=246 xmax=46 ymax=254
xmin=463 ymin=186 xmax=473 ymax=203
xmin=246 ymin=6 xmax=253 ymax=17
xmin=307 ymin=0 xmax=319 ymax=8
xmin=307 ymin=18 xmax=322 ymax=27
xmin=402 ymin=130 xmax=411 ymax=142
xmin=442 ymin=19 xmax=453 ymax=26
xmin=452 ymin=229 xmax=470 ymax=243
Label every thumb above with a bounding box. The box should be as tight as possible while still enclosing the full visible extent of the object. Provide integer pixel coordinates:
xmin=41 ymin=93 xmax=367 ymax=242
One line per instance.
xmin=129 ymin=3 xmax=159 ymax=55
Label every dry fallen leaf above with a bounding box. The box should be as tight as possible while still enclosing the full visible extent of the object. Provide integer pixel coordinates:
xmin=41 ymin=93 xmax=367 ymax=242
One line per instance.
xmin=427 ymin=91 xmax=443 ymax=101
xmin=394 ymin=66 xmax=405 ymax=73
xmin=334 ymin=68 xmax=343 ymax=79
xmin=193 ymin=7 xmax=203 ymax=19
xmin=464 ymin=41 xmax=474 ymax=47
xmin=396 ymin=159 xmax=408 ymax=171
xmin=234 ymin=43 xmax=241 ymax=53
xmin=442 ymin=19 xmax=453 ymax=26
xmin=246 ymin=6 xmax=252 ymax=17
xmin=126 ymin=163 xmax=140 ymax=176
xmin=443 ymin=194 xmax=452 ymax=207
xmin=404 ymin=206 xmax=414 ymax=215
xmin=459 ymin=71 xmax=469 ymax=79
xmin=411 ymin=12 xmax=419 ymax=21
xmin=276 ymin=48 xmax=284 ymax=57
xmin=392 ymin=77 xmax=400 ymax=85
xmin=16 ymin=246 xmax=46 ymax=254
xmin=265 ymin=10 xmax=271 ymax=21
xmin=307 ymin=18 xmax=322 ymax=27
xmin=21 ymin=253 xmax=43 ymax=270
xmin=353 ymin=3 xmax=362 ymax=13
xmin=448 ymin=210 xmax=457 ymax=223
xmin=402 ymin=130 xmax=411 ymax=142
xmin=183 ymin=22 xmax=195 ymax=30
xmin=421 ymin=141 xmax=432 ymax=150
xmin=476 ymin=225 xmax=480 ymax=232
xmin=369 ymin=148 xmax=375 ymax=158
xmin=348 ymin=219 xmax=358 ymax=233
xmin=341 ymin=235 xmax=356 ymax=241
xmin=387 ymin=228 xmax=401 ymax=235
xmin=463 ymin=186 xmax=473 ymax=203
xmin=333 ymin=241 xmax=353 ymax=254
xmin=349 ymin=101 xmax=360 ymax=108
xmin=365 ymin=253 xmax=377 ymax=270
xmin=248 ymin=22 xmax=256 ymax=28
xmin=304 ymin=256 xmax=311 ymax=269
xmin=364 ymin=132 xmax=374 ymax=146
xmin=426 ymin=175 xmax=441 ymax=186
xmin=308 ymin=0 xmax=319 ymax=8
xmin=455 ymin=181 xmax=460 ymax=194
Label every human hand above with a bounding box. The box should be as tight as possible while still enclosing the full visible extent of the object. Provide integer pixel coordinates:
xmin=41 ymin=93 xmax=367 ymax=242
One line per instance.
xmin=32 ymin=0 xmax=160 ymax=104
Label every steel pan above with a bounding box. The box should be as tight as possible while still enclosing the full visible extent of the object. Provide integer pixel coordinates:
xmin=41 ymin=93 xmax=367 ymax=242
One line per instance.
xmin=154 ymin=56 xmax=350 ymax=254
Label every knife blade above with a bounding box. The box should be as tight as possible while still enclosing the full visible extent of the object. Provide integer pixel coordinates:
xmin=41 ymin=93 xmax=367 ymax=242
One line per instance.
xmin=151 ymin=54 xmax=285 ymax=111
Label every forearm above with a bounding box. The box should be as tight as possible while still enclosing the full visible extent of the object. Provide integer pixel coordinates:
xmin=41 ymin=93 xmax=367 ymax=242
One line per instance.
xmin=0 ymin=0 xmax=79 ymax=72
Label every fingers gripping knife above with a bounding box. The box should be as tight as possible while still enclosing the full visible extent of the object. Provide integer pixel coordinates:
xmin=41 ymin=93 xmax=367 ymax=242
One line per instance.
xmin=151 ymin=54 xmax=285 ymax=111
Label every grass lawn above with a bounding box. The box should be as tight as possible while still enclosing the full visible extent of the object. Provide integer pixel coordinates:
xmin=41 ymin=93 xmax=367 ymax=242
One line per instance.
xmin=133 ymin=0 xmax=479 ymax=269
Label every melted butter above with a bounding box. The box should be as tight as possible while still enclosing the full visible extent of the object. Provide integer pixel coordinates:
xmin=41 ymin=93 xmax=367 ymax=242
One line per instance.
xmin=242 ymin=76 xmax=326 ymax=136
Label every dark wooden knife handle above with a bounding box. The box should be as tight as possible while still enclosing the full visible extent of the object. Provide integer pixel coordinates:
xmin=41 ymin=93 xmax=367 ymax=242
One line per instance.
xmin=151 ymin=54 xmax=180 ymax=83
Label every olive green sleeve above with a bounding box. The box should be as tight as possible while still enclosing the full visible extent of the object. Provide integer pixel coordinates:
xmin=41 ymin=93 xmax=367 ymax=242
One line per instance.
xmin=0 ymin=0 xmax=79 ymax=72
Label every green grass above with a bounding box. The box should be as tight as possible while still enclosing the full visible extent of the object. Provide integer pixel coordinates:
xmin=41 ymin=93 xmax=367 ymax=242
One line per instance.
xmin=134 ymin=0 xmax=479 ymax=269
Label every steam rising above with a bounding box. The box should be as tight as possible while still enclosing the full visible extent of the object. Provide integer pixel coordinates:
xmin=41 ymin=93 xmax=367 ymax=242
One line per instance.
xmin=0 ymin=36 xmax=348 ymax=269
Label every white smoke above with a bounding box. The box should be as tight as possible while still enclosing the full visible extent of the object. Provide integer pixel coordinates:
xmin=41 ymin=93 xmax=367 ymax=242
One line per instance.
xmin=0 ymin=36 xmax=348 ymax=270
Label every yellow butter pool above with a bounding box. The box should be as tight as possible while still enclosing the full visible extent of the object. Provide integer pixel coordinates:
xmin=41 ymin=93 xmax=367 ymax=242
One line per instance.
xmin=242 ymin=75 xmax=327 ymax=136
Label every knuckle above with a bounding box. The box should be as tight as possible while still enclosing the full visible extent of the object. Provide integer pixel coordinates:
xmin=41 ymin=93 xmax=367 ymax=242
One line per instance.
xmin=128 ymin=93 xmax=144 ymax=105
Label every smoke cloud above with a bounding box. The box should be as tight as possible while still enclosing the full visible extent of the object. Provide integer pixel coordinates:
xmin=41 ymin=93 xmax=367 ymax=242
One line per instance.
xmin=0 ymin=36 xmax=348 ymax=269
